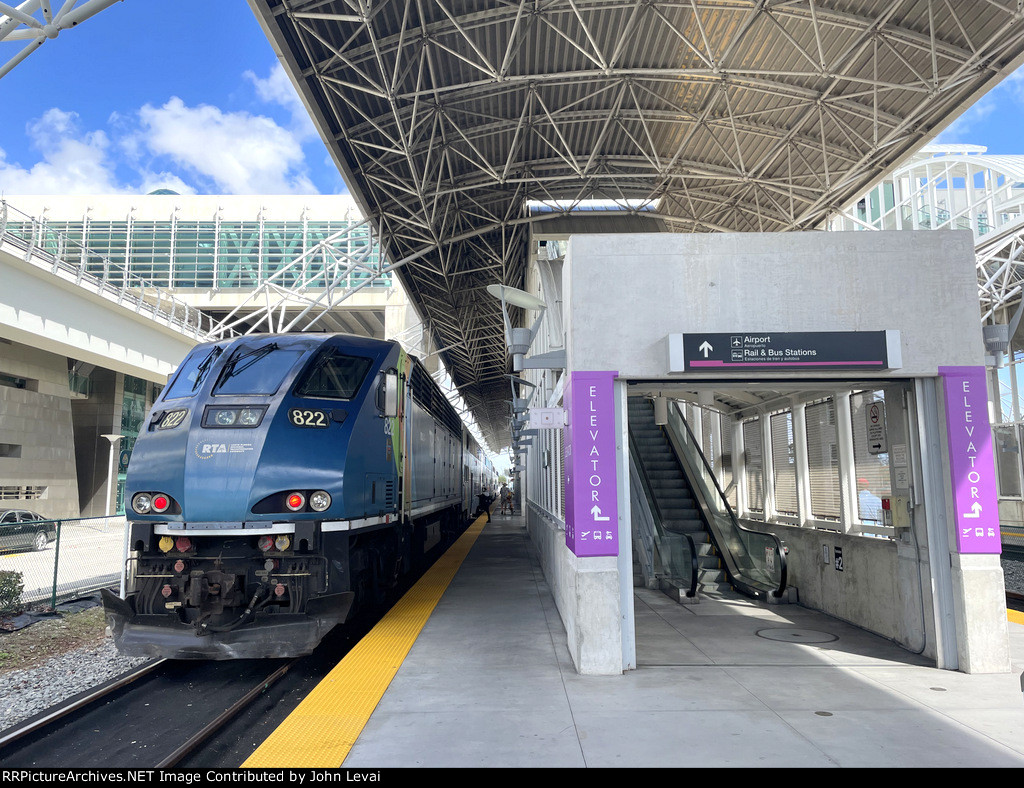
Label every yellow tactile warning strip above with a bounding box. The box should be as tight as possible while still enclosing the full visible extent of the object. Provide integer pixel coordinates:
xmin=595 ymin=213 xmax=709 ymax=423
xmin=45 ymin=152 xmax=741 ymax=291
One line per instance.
xmin=242 ymin=515 xmax=489 ymax=768
xmin=1008 ymin=608 xmax=1024 ymax=626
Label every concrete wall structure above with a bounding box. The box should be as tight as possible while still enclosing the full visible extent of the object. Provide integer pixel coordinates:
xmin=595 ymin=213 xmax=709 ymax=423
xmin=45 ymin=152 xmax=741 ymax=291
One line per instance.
xmin=0 ymin=342 xmax=80 ymax=519
xmin=0 ymin=246 xmax=198 ymax=383
xmin=523 ymin=229 xmax=1010 ymax=675
xmin=563 ymin=231 xmax=981 ymax=378
xmin=758 ymin=522 xmax=929 ymax=651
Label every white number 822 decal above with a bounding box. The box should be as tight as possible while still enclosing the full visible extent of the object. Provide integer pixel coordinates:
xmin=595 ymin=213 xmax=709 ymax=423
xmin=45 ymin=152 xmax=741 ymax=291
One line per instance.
xmin=289 ymin=408 xmax=329 ymax=428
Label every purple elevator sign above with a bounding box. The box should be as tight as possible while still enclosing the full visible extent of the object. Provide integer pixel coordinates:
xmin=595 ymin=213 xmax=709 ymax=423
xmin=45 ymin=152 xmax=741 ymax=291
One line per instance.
xmin=564 ymin=371 xmax=619 ymax=557
xmin=939 ymin=366 xmax=1001 ymax=554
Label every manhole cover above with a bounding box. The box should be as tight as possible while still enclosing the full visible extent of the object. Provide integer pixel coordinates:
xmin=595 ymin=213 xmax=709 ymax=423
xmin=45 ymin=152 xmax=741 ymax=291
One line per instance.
xmin=756 ymin=628 xmax=838 ymax=644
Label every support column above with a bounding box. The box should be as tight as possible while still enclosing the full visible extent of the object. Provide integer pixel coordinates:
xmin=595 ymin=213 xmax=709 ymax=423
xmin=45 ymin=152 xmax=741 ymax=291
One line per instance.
xmin=615 ymin=379 xmax=635 ymax=672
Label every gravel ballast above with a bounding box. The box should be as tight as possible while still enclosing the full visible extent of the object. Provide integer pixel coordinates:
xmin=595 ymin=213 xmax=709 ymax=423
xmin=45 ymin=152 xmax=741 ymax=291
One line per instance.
xmin=0 ymin=638 xmax=149 ymax=734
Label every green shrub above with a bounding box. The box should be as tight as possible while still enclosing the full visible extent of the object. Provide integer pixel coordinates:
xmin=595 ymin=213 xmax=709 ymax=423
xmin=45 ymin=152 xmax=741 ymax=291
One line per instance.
xmin=0 ymin=570 xmax=24 ymax=614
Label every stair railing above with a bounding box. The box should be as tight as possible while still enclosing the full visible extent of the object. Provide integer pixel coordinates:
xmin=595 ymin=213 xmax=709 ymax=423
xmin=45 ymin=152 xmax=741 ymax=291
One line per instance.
xmin=663 ymin=401 xmax=788 ymax=600
xmin=628 ymin=432 xmax=699 ymax=598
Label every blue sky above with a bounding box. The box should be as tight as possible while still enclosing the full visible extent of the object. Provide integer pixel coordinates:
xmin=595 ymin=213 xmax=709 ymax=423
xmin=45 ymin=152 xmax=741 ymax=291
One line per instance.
xmin=0 ymin=0 xmax=346 ymax=196
xmin=0 ymin=1 xmax=1022 ymax=199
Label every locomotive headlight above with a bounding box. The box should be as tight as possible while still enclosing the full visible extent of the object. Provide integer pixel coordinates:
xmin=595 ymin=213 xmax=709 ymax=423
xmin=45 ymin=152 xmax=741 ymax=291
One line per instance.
xmin=132 ymin=493 xmax=152 ymax=514
xmin=203 ymin=406 xmax=265 ymax=428
xmin=309 ymin=490 xmax=331 ymax=512
xmin=285 ymin=492 xmax=306 ymax=512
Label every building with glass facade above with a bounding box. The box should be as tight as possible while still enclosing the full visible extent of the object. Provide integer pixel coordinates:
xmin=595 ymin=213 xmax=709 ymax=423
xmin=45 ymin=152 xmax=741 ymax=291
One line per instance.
xmin=0 ymin=193 xmax=406 ymax=517
xmin=4 ymin=193 xmax=388 ymax=293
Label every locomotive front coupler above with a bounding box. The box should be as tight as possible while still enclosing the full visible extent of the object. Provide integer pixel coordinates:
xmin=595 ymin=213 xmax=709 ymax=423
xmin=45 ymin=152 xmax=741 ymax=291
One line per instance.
xmin=196 ymin=584 xmax=269 ymax=635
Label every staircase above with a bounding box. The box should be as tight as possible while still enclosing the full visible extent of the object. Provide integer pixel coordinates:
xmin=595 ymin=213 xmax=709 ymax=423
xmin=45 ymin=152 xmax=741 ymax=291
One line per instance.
xmin=628 ymin=398 xmax=728 ymax=596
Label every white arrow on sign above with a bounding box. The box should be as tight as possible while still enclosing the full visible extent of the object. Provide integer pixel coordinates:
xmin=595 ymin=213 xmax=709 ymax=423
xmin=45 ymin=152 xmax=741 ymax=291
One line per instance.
xmin=591 ymin=505 xmax=611 ymax=522
xmin=699 ymin=340 xmax=713 ymax=358
xmin=962 ymin=501 xmax=982 ymax=519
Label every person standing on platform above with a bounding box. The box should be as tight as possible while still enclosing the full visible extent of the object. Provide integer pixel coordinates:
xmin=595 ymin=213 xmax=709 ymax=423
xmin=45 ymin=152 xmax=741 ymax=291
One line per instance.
xmin=476 ymin=488 xmax=493 ymax=522
xmin=499 ymin=483 xmax=511 ymax=515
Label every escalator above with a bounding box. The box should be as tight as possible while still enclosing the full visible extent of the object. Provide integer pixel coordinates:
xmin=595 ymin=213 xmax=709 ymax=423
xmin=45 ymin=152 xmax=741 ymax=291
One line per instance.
xmin=628 ymin=397 xmax=787 ymax=602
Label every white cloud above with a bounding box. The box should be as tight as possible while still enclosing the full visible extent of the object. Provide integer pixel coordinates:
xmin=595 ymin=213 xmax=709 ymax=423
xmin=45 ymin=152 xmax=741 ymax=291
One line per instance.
xmin=934 ymin=96 xmax=997 ymax=146
xmin=0 ymin=66 xmax=326 ymax=196
xmin=137 ymin=97 xmax=317 ymax=193
xmin=0 ymin=109 xmax=124 ymax=194
xmin=244 ymin=63 xmax=317 ymax=140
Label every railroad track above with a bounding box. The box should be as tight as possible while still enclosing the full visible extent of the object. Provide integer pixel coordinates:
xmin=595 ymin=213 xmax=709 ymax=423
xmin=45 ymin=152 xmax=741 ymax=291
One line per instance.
xmin=0 ymin=656 xmax=301 ymax=767
xmin=0 ymin=515 xmax=470 ymax=768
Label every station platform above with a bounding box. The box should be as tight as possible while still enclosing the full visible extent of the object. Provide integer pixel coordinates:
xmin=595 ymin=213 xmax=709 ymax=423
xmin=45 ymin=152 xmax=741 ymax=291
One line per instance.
xmin=250 ymin=511 xmax=1024 ymax=768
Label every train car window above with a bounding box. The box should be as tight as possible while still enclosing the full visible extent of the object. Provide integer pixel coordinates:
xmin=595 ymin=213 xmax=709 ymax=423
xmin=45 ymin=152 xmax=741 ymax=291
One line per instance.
xmin=163 ymin=345 xmax=223 ymax=400
xmin=214 ymin=346 xmax=304 ymax=396
xmin=294 ymin=350 xmax=373 ymax=400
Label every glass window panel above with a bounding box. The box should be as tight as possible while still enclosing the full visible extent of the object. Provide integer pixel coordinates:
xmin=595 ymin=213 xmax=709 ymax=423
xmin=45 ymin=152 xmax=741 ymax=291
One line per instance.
xmin=995 ymin=426 xmax=1023 ymax=498
xmin=771 ymin=411 xmax=798 ymax=516
xmin=720 ymin=419 xmax=736 ymax=511
xmin=805 ymin=399 xmax=842 ymax=521
xmin=851 ymin=391 xmax=890 ymax=523
xmin=215 ymin=346 xmax=305 ymax=396
xmin=742 ymin=419 xmax=764 ymax=515
xmin=995 ymin=366 xmax=1014 ymax=423
xmin=293 ymin=350 xmax=373 ymax=400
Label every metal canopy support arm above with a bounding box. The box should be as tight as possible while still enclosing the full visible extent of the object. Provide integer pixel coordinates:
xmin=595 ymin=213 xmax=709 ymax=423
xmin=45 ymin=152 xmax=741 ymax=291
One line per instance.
xmin=0 ymin=0 xmax=121 ymax=80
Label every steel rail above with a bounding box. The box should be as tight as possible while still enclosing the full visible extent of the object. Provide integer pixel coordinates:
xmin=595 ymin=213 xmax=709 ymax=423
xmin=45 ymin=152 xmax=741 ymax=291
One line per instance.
xmin=0 ymin=658 xmax=167 ymax=750
xmin=156 ymin=659 xmax=298 ymax=768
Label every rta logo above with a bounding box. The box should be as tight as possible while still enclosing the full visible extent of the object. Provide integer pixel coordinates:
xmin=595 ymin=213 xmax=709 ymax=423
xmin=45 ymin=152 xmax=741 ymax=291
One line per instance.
xmin=194 ymin=442 xmax=228 ymax=459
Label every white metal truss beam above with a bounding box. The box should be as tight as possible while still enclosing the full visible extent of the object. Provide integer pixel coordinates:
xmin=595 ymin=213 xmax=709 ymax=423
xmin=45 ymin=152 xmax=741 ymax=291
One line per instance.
xmin=0 ymin=0 xmax=121 ymax=80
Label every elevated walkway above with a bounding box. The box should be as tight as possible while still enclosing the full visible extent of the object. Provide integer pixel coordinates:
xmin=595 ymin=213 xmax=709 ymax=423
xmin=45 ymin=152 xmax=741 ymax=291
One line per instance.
xmin=0 ymin=220 xmax=204 ymax=382
xmin=257 ymin=511 xmax=1024 ymax=768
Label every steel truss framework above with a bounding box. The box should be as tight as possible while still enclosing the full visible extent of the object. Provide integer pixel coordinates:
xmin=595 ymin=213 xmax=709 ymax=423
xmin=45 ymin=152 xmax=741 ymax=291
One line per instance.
xmin=830 ymin=144 xmax=1024 ymax=324
xmin=255 ymin=3 xmax=1024 ymax=444
xmin=206 ymin=216 xmax=386 ymax=336
xmin=0 ymin=0 xmax=121 ymax=80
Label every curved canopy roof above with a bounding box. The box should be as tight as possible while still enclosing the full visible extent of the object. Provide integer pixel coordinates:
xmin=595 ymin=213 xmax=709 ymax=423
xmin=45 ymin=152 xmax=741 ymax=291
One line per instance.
xmin=249 ymin=0 xmax=1024 ymax=447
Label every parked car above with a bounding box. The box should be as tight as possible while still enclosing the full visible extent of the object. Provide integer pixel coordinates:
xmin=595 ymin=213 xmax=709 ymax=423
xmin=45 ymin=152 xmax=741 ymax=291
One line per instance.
xmin=0 ymin=509 xmax=57 ymax=552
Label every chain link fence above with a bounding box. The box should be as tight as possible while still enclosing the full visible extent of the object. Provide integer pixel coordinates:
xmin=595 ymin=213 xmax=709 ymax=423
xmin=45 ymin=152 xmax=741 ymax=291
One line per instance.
xmin=0 ymin=517 xmax=126 ymax=614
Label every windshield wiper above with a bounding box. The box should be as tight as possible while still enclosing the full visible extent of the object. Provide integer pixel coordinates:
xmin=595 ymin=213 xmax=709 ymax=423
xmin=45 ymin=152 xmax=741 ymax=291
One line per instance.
xmin=214 ymin=343 xmax=279 ymax=391
xmin=191 ymin=346 xmax=224 ymax=392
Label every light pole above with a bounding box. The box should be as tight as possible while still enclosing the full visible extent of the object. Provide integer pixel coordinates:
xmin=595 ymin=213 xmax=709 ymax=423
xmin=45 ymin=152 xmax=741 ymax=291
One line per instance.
xmin=100 ymin=434 xmax=124 ymax=517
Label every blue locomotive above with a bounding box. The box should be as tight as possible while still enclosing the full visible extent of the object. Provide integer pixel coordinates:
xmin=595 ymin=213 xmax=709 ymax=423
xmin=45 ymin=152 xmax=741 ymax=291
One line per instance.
xmin=101 ymin=333 xmax=496 ymax=659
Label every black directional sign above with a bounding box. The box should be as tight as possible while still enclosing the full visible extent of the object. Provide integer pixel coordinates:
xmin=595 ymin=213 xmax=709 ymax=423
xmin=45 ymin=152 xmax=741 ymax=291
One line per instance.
xmin=680 ymin=331 xmax=893 ymax=371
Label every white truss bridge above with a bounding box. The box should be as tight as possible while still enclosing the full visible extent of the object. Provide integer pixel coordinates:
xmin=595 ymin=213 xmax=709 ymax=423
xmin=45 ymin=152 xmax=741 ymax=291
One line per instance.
xmin=829 ymin=144 xmax=1024 ymax=325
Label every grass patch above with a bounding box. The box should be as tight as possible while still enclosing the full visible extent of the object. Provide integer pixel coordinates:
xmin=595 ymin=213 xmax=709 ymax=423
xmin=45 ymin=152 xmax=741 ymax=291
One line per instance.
xmin=0 ymin=607 xmax=107 ymax=674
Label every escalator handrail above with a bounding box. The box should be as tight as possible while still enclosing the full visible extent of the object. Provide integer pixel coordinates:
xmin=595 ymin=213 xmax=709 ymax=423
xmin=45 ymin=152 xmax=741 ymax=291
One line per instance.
xmin=628 ymin=431 xmax=699 ymax=598
xmin=664 ymin=401 xmax=788 ymax=599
